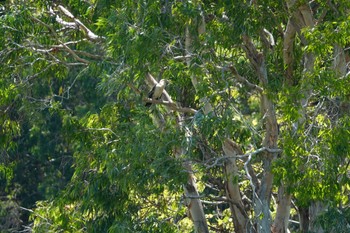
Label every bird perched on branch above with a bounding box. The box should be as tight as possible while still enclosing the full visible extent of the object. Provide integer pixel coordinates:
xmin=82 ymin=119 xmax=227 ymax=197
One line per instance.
xmin=145 ymin=79 xmax=167 ymax=107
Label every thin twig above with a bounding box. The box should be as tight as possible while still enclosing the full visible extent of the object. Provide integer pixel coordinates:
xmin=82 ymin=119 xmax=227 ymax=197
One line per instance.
xmin=216 ymin=65 xmax=263 ymax=92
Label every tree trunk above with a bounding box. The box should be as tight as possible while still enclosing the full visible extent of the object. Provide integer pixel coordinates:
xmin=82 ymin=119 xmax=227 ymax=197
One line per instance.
xmin=254 ymin=161 xmax=274 ymax=233
xmin=333 ymin=44 xmax=346 ymax=76
xmin=222 ymin=139 xmax=248 ymax=233
xmin=283 ymin=18 xmax=296 ymax=85
xmin=242 ymin=35 xmax=279 ymax=233
xmin=308 ymin=201 xmax=326 ymax=233
xmin=298 ymin=205 xmax=309 ymax=233
xmin=271 ymin=185 xmax=292 ymax=233
xmin=184 ymin=162 xmax=209 ymax=233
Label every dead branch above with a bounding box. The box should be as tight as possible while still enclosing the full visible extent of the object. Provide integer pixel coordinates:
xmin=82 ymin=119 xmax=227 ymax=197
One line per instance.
xmin=31 ymin=17 xmax=90 ymax=64
xmin=56 ymin=5 xmax=104 ymax=42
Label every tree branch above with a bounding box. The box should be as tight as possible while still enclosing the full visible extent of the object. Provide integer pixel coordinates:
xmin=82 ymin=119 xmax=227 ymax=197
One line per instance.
xmin=56 ymin=5 xmax=105 ymax=42
xmin=205 ymin=147 xmax=281 ymax=169
xmin=242 ymin=34 xmax=268 ymax=84
xmin=144 ymin=98 xmax=198 ymax=114
xmin=283 ymin=18 xmax=296 ymax=84
xmin=31 ymin=17 xmax=90 ymax=64
xmin=227 ymin=65 xmax=263 ymax=92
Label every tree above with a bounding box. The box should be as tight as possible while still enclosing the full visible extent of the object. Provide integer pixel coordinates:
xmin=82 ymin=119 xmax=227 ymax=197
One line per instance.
xmin=0 ymin=0 xmax=349 ymax=232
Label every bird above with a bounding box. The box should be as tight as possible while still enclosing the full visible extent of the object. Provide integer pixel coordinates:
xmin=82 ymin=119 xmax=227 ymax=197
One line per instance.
xmin=145 ymin=79 xmax=167 ymax=107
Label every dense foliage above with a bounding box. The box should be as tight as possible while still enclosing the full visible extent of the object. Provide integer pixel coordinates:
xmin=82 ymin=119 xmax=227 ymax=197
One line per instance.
xmin=0 ymin=0 xmax=349 ymax=232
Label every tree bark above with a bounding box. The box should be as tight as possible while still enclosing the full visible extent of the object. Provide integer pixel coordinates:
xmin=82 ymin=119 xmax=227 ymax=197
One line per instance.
xmin=222 ymin=139 xmax=248 ymax=233
xmin=333 ymin=44 xmax=346 ymax=76
xmin=308 ymin=201 xmax=326 ymax=233
xmin=279 ymin=3 xmax=316 ymax=233
xmin=242 ymin=35 xmax=279 ymax=233
xmin=298 ymin=205 xmax=309 ymax=233
xmin=183 ymin=162 xmax=210 ymax=233
xmin=271 ymin=185 xmax=292 ymax=233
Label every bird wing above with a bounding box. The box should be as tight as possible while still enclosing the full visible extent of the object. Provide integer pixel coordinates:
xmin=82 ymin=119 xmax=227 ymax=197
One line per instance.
xmin=145 ymin=84 xmax=157 ymax=107
xmin=148 ymin=85 xmax=156 ymax=98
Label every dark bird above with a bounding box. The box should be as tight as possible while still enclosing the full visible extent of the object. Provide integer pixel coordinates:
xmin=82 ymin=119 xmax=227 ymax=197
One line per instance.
xmin=145 ymin=79 xmax=167 ymax=107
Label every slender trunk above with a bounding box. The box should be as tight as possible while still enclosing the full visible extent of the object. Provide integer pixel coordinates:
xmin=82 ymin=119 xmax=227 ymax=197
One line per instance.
xmin=183 ymin=162 xmax=209 ymax=233
xmin=298 ymin=205 xmax=309 ymax=233
xmin=222 ymin=139 xmax=248 ymax=233
xmin=333 ymin=44 xmax=346 ymax=76
xmin=242 ymin=35 xmax=279 ymax=233
xmin=308 ymin=201 xmax=326 ymax=233
xmin=271 ymin=186 xmax=292 ymax=233
xmin=280 ymin=12 xmax=300 ymax=233
xmin=254 ymin=160 xmax=274 ymax=233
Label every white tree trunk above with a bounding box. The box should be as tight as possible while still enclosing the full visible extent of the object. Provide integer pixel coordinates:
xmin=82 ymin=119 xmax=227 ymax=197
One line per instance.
xmin=271 ymin=185 xmax=292 ymax=233
xmin=222 ymin=139 xmax=248 ymax=233
xmin=183 ymin=162 xmax=209 ymax=233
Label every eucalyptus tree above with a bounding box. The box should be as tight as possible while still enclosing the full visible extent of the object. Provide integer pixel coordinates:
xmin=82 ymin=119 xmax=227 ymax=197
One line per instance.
xmin=1 ymin=0 xmax=349 ymax=233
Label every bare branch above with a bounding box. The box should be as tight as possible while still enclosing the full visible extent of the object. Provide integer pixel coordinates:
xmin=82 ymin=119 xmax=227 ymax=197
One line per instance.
xmin=86 ymin=127 xmax=118 ymax=137
xmin=57 ymin=5 xmax=104 ymax=42
xmin=173 ymin=55 xmax=193 ymax=60
xmin=210 ymin=196 xmax=248 ymax=218
xmin=263 ymin=28 xmax=275 ymax=47
xmin=31 ymin=17 xmax=90 ymax=64
xmin=74 ymin=50 xmax=105 ymax=60
xmin=242 ymin=34 xmax=268 ymax=84
xmin=128 ymin=83 xmax=142 ymax=95
xmin=144 ymin=98 xmax=198 ymax=114
xmin=227 ymin=65 xmax=263 ymax=92
xmin=20 ymin=207 xmax=50 ymax=223
xmin=60 ymin=43 xmax=90 ymax=64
